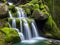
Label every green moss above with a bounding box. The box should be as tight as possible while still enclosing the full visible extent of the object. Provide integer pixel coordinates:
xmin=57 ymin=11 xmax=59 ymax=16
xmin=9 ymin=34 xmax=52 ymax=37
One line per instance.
xmin=8 ymin=18 xmax=12 ymax=25
xmin=30 ymin=0 xmax=39 ymax=4
xmin=16 ymin=18 xmax=20 ymax=29
xmin=40 ymin=3 xmax=45 ymax=10
xmin=8 ymin=5 xmax=17 ymax=17
xmin=25 ymin=8 xmax=31 ymax=15
xmin=4 ymin=22 xmax=9 ymax=28
xmin=34 ymin=4 xmax=39 ymax=10
xmin=17 ymin=0 xmax=60 ymax=39
xmin=45 ymin=15 xmax=60 ymax=38
xmin=0 ymin=27 xmax=20 ymax=43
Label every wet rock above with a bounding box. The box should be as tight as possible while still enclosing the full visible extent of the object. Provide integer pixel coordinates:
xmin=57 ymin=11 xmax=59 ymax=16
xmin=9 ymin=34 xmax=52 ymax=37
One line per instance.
xmin=0 ymin=3 xmax=8 ymax=18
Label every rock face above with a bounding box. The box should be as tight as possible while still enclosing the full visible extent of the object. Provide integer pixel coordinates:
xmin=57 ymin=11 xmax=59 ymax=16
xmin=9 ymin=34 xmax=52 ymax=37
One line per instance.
xmin=0 ymin=3 xmax=8 ymax=18
xmin=0 ymin=27 xmax=20 ymax=44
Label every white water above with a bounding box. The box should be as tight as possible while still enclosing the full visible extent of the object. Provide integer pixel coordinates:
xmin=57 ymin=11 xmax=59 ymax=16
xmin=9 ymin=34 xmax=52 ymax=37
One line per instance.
xmin=12 ymin=18 xmax=16 ymax=28
xmin=9 ymin=11 xmax=13 ymax=18
xmin=31 ymin=20 xmax=39 ymax=37
xmin=23 ymin=19 xmax=32 ymax=40
xmin=8 ymin=3 xmax=46 ymax=41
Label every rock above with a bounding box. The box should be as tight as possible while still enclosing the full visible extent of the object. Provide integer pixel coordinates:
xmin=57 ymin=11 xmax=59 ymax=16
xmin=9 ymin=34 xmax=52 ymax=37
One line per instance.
xmin=36 ymin=10 xmax=60 ymax=39
xmin=0 ymin=3 xmax=8 ymax=18
xmin=0 ymin=19 xmax=8 ymax=28
xmin=31 ymin=9 xmax=48 ymax=20
xmin=0 ymin=27 xmax=20 ymax=43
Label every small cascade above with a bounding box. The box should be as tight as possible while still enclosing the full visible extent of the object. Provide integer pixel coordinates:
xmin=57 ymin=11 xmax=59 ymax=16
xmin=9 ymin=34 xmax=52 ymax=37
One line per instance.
xmin=15 ymin=28 xmax=25 ymax=40
xmin=23 ymin=19 xmax=32 ymax=40
xmin=12 ymin=18 xmax=16 ymax=28
xmin=8 ymin=5 xmax=43 ymax=41
xmin=31 ymin=20 xmax=39 ymax=37
xmin=9 ymin=11 xmax=13 ymax=18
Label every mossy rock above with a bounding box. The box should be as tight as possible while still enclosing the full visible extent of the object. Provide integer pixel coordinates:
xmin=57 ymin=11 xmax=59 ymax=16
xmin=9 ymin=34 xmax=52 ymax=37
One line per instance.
xmin=8 ymin=18 xmax=13 ymax=26
xmin=0 ymin=27 xmax=20 ymax=43
xmin=19 ymin=0 xmax=49 ymax=18
xmin=8 ymin=18 xmax=20 ymax=29
xmin=16 ymin=18 xmax=20 ymax=29
xmin=31 ymin=9 xmax=48 ymax=20
xmin=8 ymin=5 xmax=17 ymax=17
xmin=0 ymin=3 xmax=8 ymax=18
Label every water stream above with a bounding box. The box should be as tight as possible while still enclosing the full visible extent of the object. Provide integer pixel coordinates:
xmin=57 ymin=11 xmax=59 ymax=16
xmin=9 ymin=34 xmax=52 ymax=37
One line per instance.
xmin=8 ymin=3 xmax=46 ymax=43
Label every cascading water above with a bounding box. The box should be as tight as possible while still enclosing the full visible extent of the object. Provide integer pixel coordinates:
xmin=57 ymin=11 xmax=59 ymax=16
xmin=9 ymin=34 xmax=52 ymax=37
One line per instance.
xmin=8 ymin=3 xmax=46 ymax=42
xmin=23 ymin=19 xmax=32 ymax=40
xmin=31 ymin=20 xmax=39 ymax=37
xmin=12 ymin=18 xmax=16 ymax=28
xmin=8 ymin=9 xmax=25 ymax=41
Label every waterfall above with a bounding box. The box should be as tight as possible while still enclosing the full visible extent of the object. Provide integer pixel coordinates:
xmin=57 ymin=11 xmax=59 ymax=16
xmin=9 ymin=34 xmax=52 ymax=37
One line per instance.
xmin=9 ymin=11 xmax=13 ymax=18
xmin=31 ymin=20 xmax=39 ymax=37
xmin=12 ymin=18 xmax=16 ymax=28
xmin=8 ymin=6 xmax=41 ymax=41
xmin=23 ymin=19 xmax=32 ymax=40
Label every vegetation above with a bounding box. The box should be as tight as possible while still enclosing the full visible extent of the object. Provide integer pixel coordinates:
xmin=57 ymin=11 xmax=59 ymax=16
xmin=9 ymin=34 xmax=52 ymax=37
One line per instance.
xmin=0 ymin=27 xmax=20 ymax=44
xmin=0 ymin=0 xmax=60 ymax=45
xmin=8 ymin=5 xmax=17 ymax=17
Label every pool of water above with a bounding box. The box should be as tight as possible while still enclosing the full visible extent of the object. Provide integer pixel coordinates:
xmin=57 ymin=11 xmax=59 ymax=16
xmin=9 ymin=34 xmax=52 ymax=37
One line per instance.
xmin=12 ymin=37 xmax=51 ymax=45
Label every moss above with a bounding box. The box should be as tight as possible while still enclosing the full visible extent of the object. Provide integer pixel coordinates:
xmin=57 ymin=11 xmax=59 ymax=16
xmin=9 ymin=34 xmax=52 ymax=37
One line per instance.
xmin=45 ymin=15 xmax=60 ymax=38
xmin=41 ymin=10 xmax=60 ymax=38
xmin=0 ymin=27 xmax=20 ymax=43
xmin=8 ymin=5 xmax=17 ymax=17
xmin=16 ymin=18 xmax=20 ymax=29
xmin=31 ymin=9 xmax=48 ymax=20
xmin=39 ymin=3 xmax=45 ymax=10
xmin=30 ymin=0 xmax=39 ymax=4
xmin=34 ymin=4 xmax=39 ymax=10
xmin=25 ymin=8 xmax=31 ymax=15
xmin=4 ymin=22 xmax=9 ymax=28
xmin=8 ymin=18 xmax=12 ymax=26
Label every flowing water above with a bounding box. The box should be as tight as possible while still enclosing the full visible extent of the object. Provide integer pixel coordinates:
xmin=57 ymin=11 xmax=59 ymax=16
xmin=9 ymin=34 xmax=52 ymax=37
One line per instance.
xmin=8 ymin=3 xmax=46 ymax=43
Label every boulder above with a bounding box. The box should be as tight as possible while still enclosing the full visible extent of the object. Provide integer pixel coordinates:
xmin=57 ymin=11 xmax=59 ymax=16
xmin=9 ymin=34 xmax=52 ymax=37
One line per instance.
xmin=31 ymin=9 xmax=48 ymax=20
xmin=0 ymin=3 xmax=8 ymax=18
xmin=0 ymin=27 xmax=20 ymax=43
